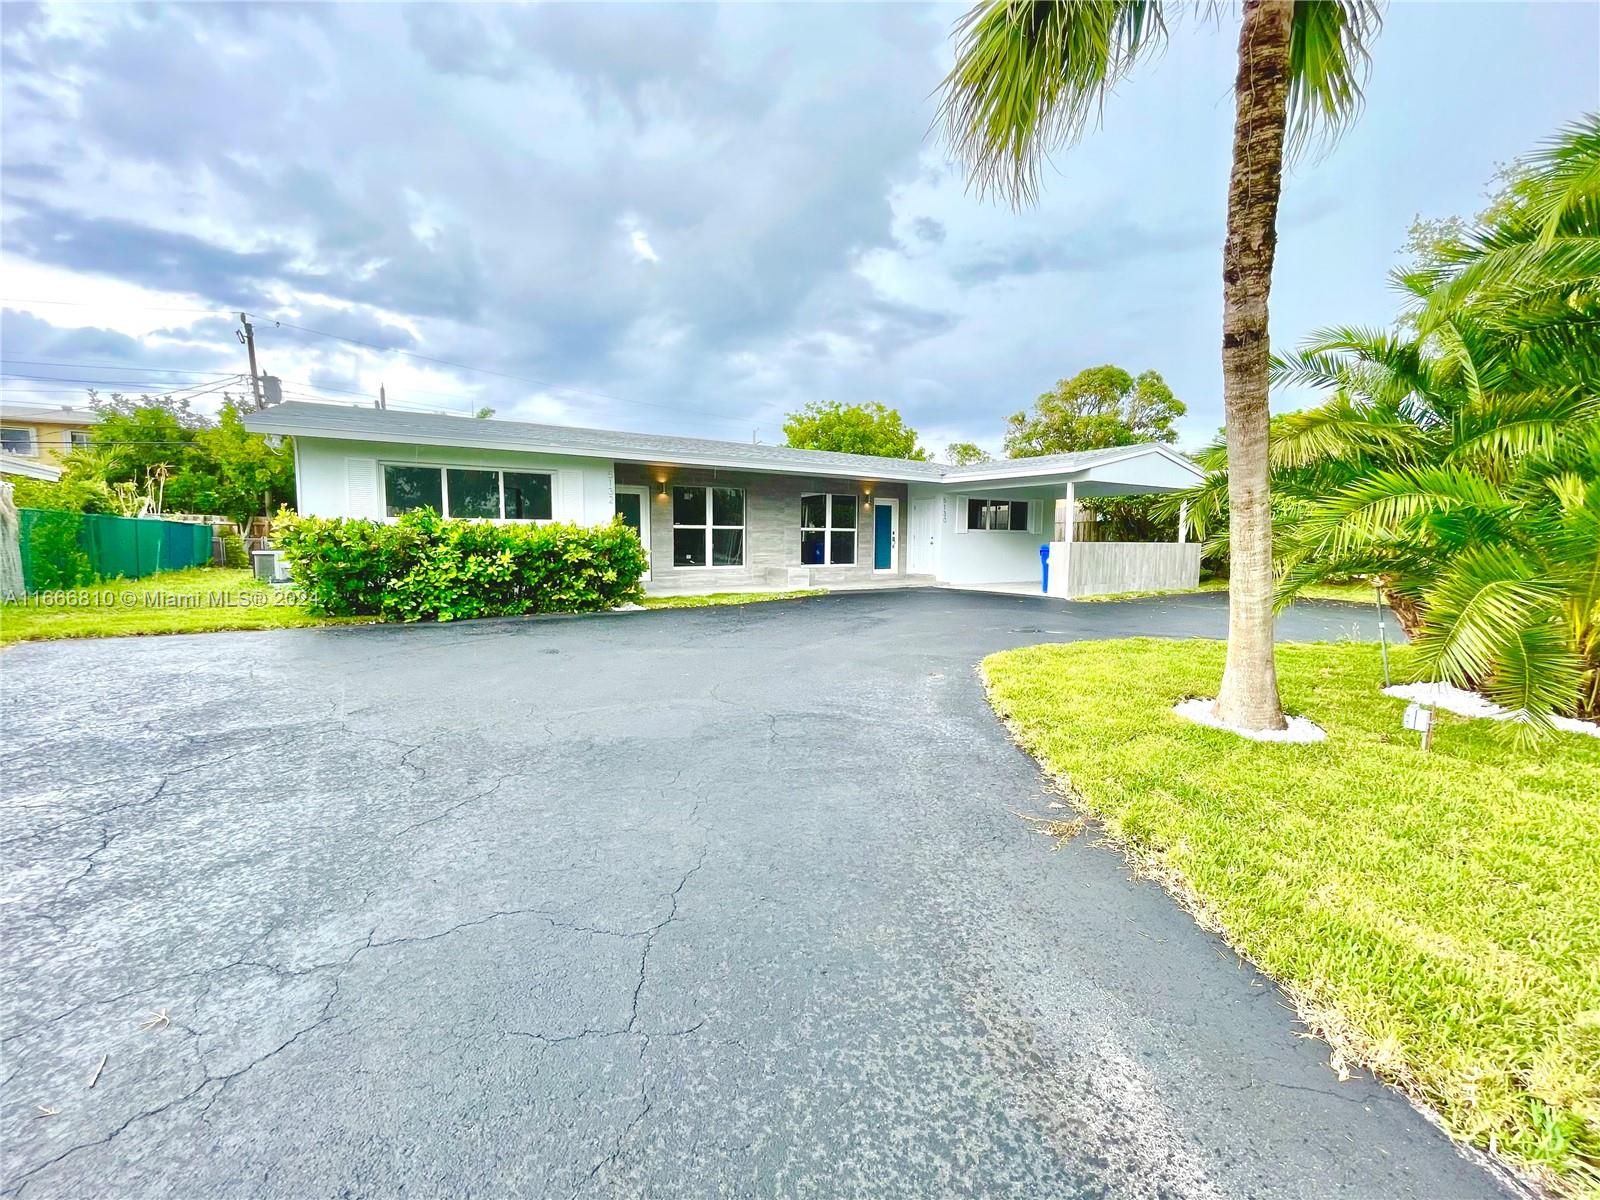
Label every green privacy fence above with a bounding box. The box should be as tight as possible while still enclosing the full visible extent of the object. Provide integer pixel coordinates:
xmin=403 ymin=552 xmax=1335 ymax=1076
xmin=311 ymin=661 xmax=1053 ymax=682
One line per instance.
xmin=17 ymin=509 xmax=214 ymax=591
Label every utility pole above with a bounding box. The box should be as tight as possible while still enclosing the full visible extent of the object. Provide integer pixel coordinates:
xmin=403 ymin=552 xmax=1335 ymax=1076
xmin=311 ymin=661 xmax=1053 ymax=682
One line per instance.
xmin=237 ymin=313 xmax=264 ymax=410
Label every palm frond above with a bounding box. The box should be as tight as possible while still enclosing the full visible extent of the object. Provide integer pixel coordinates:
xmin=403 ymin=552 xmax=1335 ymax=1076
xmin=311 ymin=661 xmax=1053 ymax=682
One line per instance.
xmin=1528 ymin=113 xmax=1600 ymax=246
xmin=938 ymin=0 xmax=1169 ymax=207
xmin=1284 ymin=1 xmax=1384 ymax=159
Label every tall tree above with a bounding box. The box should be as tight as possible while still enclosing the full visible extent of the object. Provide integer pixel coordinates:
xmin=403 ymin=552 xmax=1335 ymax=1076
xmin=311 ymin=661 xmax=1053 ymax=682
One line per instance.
xmin=63 ymin=392 xmax=295 ymax=527
xmin=1005 ymin=365 xmax=1183 ymax=457
xmin=946 ymin=441 xmax=993 ymax=465
xmin=940 ymin=0 xmax=1381 ymax=731
xmin=783 ymin=401 xmax=929 ymax=460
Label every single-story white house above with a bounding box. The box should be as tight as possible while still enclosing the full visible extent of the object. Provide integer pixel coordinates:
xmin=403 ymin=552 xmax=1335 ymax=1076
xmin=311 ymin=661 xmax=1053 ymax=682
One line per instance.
xmin=243 ymin=401 xmax=1205 ymax=597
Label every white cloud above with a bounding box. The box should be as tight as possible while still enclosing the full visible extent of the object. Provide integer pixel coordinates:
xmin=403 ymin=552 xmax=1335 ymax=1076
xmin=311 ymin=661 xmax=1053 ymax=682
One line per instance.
xmin=628 ymin=227 xmax=661 ymax=265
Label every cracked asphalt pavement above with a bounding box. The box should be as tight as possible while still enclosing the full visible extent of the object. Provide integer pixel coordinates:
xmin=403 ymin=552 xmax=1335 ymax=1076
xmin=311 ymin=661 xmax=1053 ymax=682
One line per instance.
xmin=1 ymin=589 xmax=1508 ymax=1198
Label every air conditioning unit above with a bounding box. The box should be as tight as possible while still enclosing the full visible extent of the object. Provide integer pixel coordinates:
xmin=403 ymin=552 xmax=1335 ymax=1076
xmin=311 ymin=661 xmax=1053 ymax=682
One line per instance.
xmin=251 ymin=550 xmax=292 ymax=585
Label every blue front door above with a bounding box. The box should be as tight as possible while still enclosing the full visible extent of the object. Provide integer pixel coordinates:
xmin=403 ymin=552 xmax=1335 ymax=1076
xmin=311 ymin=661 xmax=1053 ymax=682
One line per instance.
xmin=874 ymin=502 xmax=893 ymax=570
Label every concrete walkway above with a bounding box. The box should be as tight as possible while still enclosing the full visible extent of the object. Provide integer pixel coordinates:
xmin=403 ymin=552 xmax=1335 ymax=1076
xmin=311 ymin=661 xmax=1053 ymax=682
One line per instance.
xmin=1 ymin=591 xmax=1504 ymax=1199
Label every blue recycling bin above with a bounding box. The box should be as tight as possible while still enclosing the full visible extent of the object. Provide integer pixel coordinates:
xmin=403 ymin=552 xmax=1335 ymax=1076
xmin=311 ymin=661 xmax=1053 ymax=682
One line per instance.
xmin=1039 ymin=543 xmax=1050 ymax=594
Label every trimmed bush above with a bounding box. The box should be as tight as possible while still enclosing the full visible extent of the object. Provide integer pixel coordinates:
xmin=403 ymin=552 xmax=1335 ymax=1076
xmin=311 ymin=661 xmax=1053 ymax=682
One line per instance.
xmin=273 ymin=508 xmax=648 ymax=622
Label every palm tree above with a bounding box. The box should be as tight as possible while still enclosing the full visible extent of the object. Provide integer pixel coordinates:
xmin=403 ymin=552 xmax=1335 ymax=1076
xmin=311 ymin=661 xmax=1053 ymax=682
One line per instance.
xmin=940 ymin=0 xmax=1382 ymax=731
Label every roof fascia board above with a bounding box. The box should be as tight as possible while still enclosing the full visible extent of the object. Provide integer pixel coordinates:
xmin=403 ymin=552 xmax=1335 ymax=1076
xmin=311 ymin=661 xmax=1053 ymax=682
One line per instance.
xmin=278 ymin=423 xmax=940 ymax=482
xmin=948 ymin=443 xmax=1204 ymax=484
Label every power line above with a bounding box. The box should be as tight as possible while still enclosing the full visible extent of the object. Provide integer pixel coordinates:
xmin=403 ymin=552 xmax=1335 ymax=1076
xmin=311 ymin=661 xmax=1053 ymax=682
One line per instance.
xmin=1 ymin=375 xmax=244 ymax=403
xmin=0 ymin=358 xmax=238 ymax=377
xmin=1 ymin=298 xmax=232 ymax=315
xmin=2 ymin=371 xmax=236 ymax=387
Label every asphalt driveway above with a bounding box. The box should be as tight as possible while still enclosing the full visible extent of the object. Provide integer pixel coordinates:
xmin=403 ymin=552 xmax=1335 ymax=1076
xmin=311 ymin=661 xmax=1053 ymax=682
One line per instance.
xmin=1 ymin=590 xmax=1506 ymax=1199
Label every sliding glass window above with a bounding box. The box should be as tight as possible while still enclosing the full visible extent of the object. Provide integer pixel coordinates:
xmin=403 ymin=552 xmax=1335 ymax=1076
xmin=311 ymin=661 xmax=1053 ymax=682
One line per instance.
xmin=382 ymin=464 xmax=554 ymax=521
xmin=965 ymin=498 xmax=1030 ymax=532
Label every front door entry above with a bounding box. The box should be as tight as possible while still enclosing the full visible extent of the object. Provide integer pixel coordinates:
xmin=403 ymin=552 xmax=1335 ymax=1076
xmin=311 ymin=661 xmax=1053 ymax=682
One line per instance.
xmin=615 ymin=486 xmax=651 ymax=580
xmin=873 ymin=499 xmax=899 ymax=573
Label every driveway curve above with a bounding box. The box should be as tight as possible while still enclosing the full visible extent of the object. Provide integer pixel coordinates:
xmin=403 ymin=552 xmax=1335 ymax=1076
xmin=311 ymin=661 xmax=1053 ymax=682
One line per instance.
xmin=1 ymin=590 xmax=1507 ymax=1199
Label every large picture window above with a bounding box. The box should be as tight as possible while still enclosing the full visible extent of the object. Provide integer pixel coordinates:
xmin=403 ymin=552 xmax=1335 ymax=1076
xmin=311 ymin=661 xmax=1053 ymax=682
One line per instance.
xmin=966 ymin=498 xmax=1030 ymax=532
xmin=672 ymin=485 xmax=744 ymax=567
xmin=382 ymin=464 xmax=553 ymax=521
xmin=800 ymin=493 xmax=856 ymax=565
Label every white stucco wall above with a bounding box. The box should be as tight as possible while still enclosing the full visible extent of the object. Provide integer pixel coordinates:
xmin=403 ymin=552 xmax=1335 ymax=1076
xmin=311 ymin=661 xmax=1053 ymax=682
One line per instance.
xmin=293 ymin=437 xmax=615 ymax=526
xmin=932 ymin=486 xmax=1058 ymax=585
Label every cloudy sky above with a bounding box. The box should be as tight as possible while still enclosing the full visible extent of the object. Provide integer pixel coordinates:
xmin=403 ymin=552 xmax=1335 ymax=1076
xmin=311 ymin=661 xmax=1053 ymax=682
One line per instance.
xmin=2 ymin=2 xmax=1595 ymax=456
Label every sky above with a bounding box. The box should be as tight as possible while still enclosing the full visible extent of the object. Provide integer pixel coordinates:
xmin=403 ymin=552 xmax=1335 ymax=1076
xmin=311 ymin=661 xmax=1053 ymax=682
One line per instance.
xmin=1 ymin=1 xmax=1595 ymax=457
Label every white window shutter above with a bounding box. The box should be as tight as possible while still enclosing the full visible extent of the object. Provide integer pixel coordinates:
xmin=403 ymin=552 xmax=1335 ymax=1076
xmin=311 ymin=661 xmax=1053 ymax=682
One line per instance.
xmin=345 ymin=458 xmax=379 ymax=519
xmin=557 ymin=469 xmax=585 ymax=523
xmin=955 ymin=496 xmax=967 ymax=533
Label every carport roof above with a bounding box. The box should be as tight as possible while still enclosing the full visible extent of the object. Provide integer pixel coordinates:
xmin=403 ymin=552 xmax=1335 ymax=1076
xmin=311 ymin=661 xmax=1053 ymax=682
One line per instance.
xmin=244 ymin=400 xmax=1204 ymax=487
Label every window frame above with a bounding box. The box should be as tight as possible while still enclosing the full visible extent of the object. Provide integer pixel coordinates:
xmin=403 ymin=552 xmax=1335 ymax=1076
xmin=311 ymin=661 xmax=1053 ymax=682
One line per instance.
xmin=671 ymin=484 xmax=746 ymax=569
xmin=1 ymin=426 xmax=39 ymax=457
xmin=379 ymin=461 xmax=555 ymax=522
xmin=965 ymin=498 xmax=1032 ymax=533
xmin=67 ymin=429 xmax=92 ymax=449
xmin=800 ymin=492 xmax=858 ymax=566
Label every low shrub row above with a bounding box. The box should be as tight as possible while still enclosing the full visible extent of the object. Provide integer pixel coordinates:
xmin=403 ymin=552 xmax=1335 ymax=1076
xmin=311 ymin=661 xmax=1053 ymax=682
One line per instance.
xmin=273 ymin=509 xmax=648 ymax=622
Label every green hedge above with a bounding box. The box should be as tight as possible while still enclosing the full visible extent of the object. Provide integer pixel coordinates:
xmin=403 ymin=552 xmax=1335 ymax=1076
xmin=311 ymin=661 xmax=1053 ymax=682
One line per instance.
xmin=273 ymin=509 xmax=649 ymax=622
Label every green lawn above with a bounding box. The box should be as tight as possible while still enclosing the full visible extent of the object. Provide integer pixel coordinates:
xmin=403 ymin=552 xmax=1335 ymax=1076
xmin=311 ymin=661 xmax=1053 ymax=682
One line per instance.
xmin=0 ymin=568 xmax=359 ymax=645
xmin=982 ymin=638 xmax=1600 ymax=1196
xmin=638 ymin=589 xmax=825 ymax=609
xmin=1078 ymin=578 xmax=1379 ymax=604
xmin=0 ymin=573 xmax=831 ymax=644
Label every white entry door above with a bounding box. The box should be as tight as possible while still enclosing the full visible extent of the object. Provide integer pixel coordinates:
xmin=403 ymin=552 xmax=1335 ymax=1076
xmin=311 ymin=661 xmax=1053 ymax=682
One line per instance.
xmin=907 ymin=495 xmax=936 ymax=574
xmin=614 ymin=485 xmax=651 ymax=580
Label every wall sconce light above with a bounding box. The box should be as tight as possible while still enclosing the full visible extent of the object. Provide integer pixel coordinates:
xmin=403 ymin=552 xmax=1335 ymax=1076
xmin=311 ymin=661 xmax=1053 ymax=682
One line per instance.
xmin=657 ymin=479 xmax=669 ymax=499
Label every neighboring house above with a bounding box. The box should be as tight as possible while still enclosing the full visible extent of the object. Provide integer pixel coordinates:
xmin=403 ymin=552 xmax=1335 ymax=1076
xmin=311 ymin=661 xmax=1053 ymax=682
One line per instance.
xmin=243 ymin=401 xmax=1205 ymax=596
xmin=0 ymin=404 xmax=96 ymax=468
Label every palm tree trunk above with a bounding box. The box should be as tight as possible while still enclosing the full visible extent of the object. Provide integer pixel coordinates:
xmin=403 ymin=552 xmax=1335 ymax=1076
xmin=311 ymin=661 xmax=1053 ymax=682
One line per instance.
xmin=1214 ymin=0 xmax=1293 ymax=731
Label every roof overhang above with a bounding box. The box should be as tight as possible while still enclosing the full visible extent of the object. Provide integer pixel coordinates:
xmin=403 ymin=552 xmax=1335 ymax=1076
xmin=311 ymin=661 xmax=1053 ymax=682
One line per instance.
xmin=256 ymin=418 xmax=940 ymax=483
xmin=245 ymin=403 xmax=1205 ymax=492
xmin=0 ymin=454 xmax=63 ymax=481
xmin=950 ymin=444 xmax=1205 ymax=494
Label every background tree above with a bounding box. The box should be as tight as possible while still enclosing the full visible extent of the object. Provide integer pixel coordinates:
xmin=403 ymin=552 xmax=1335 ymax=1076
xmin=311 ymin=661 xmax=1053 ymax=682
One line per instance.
xmin=61 ymin=391 xmax=295 ymax=527
xmin=65 ymin=393 xmax=201 ymax=489
xmin=946 ymin=441 xmax=992 ymax=465
xmin=168 ymin=397 xmax=297 ymax=528
xmin=940 ymin=0 xmax=1382 ymax=732
xmin=1004 ymin=365 xmax=1183 ymax=457
xmin=783 ymin=401 xmax=929 ymax=460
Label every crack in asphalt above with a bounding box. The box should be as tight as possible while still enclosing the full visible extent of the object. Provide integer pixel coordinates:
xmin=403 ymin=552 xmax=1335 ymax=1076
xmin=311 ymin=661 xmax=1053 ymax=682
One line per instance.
xmin=1 ymin=897 xmax=672 ymax=1193
xmin=388 ymin=774 xmax=514 ymax=842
